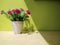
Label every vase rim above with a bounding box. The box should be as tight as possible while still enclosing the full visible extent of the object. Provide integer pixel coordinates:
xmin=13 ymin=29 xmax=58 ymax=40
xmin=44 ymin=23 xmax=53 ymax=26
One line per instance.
xmin=12 ymin=21 xmax=23 ymax=22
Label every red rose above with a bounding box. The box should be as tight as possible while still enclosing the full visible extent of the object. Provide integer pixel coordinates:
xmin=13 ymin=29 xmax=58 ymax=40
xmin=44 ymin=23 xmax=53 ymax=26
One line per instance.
xmin=15 ymin=9 xmax=21 ymax=14
xmin=7 ymin=10 xmax=12 ymax=15
xmin=26 ymin=10 xmax=30 ymax=14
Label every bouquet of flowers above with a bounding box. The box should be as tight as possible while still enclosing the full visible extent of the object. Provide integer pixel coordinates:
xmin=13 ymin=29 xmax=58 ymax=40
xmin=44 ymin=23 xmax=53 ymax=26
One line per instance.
xmin=0 ymin=8 xmax=34 ymax=33
xmin=0 ymin=8 xmax=30 ymax=21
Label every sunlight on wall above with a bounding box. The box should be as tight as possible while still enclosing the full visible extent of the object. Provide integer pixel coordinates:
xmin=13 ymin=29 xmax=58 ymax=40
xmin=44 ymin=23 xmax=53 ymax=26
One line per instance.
xmin=0 ymin=14 xmax=12 ymax=31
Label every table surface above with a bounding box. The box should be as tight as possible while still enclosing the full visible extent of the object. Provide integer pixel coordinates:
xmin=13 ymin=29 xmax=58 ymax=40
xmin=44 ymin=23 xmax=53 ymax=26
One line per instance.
xmin=0 ymin=31 xmax=49 ymax=45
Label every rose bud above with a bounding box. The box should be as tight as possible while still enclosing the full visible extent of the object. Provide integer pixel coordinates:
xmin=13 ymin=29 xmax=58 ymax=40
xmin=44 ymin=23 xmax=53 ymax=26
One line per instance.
xmin=20 ymin=8 xmax=24 ymax=11
xmin=26 ymin=10 xmax=30 ymax=14
xmin=25 ymin=13 xmax=29 ymax=18
xmin=7 ymin=10 xmax=12 ymax=15
xmin=0 ymin=10 xmax=4 ymax=14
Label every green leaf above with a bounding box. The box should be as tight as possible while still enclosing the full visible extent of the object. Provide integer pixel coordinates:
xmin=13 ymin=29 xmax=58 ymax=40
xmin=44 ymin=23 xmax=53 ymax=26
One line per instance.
xmin=3 ymin=11 xmax=9 ymax=19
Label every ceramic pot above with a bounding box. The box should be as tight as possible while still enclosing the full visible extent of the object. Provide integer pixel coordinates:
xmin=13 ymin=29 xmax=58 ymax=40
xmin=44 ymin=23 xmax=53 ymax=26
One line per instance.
xmin=12 ymin=21 xmax=23 ymax=34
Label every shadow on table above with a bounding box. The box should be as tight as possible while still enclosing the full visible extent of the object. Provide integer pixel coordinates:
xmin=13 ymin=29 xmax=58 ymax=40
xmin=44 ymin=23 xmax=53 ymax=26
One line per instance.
xmin=38 ymin=30 xmax=60 ymax=45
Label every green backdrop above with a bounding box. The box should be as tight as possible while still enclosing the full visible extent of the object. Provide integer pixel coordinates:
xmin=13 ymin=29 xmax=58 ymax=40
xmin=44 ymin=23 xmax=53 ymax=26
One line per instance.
xmin=24 ymin=0 xmax=60 ymax=30
xmin=0 ymin=0 xmax=60 ymax=31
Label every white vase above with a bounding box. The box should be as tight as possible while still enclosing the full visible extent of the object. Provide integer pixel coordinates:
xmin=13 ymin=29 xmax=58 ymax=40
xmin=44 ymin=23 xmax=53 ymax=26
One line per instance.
xmin=12 ymin=21 xmax=23 ymax=34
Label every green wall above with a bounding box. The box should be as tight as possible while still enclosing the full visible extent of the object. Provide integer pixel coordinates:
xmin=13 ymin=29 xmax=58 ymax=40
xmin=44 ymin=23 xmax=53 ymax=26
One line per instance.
xmin=24 ymin=0 xmax=60 ymax=30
